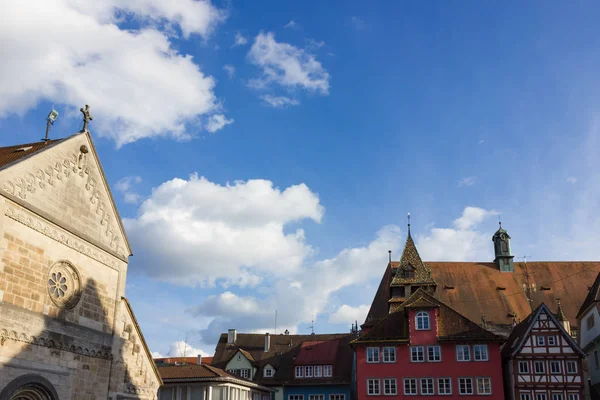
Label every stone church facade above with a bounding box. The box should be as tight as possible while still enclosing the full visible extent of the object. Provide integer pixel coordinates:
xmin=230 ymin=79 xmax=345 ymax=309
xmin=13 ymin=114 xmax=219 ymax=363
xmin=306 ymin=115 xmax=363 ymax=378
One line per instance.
xmin=0 ymin=132 xmax=161 ymax=399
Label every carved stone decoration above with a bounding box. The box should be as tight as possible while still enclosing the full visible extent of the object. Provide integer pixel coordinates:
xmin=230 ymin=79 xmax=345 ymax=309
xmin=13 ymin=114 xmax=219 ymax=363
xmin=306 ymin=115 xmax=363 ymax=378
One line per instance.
xmin=47 ymin=261 xmax=82 ymax=309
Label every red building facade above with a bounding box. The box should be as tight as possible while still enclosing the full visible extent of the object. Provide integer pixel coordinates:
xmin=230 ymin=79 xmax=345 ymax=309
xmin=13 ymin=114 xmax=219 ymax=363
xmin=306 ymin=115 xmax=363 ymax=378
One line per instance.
xmin=353 ymin=288 xmax=505 ymax=400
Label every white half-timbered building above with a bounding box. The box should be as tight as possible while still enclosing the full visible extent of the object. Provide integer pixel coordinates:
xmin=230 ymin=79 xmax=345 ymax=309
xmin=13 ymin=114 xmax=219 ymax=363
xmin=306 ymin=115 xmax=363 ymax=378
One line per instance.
xmin=502 ymin=303 xmax=586 ymax=400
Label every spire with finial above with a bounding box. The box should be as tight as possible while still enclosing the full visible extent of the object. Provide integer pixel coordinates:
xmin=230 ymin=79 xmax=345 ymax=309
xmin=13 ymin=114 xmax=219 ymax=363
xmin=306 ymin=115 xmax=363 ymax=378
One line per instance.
xmin=555 ymin=297 xmax=571 ymax=333
xmin=407 ymin=212 xmax=411 ymax=237
xmin=388 ymin=250 xmax=392 ymax=264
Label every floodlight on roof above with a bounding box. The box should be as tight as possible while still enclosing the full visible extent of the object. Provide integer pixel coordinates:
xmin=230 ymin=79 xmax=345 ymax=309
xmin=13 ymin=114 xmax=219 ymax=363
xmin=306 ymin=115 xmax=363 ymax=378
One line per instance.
xmin=47 ymin=108 xmax=59 ymax=124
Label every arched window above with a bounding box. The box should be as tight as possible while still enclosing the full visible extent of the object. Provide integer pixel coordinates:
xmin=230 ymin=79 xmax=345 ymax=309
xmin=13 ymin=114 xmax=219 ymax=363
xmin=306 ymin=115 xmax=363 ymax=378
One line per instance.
xmin=416 ymin=311 xmax=430 ymax=330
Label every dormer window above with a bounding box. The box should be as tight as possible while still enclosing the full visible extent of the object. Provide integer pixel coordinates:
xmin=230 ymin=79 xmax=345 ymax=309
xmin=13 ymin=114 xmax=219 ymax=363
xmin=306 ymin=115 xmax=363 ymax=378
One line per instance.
xmin=264 ymin=366 xmax=274 ymax=378
xmin=405 ymin=265 xmax=415 ymax=279
xmin=416 ymin=311 xmax=430 ymax=330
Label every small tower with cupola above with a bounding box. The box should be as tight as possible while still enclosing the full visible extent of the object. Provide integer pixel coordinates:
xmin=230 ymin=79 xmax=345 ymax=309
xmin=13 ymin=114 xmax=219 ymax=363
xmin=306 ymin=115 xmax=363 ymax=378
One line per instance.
xmin=492 ymin=222 xmax=514 ymax=272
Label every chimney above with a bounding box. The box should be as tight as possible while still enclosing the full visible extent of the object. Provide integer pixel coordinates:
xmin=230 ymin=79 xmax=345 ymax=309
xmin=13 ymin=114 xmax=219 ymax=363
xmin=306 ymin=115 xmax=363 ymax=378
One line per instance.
xmin=197 ymin=355 xmax=202 ymax=365
xmin=228 ymin=329 xmax=237 ymax=345
xmin=265 ymin=333 xmax=271 ymax=352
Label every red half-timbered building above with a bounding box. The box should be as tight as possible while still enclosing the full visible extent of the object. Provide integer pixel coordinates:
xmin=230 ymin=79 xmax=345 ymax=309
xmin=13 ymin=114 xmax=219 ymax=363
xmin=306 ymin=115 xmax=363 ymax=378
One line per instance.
xmin=502 ymin=303 xmax=586 ymax=400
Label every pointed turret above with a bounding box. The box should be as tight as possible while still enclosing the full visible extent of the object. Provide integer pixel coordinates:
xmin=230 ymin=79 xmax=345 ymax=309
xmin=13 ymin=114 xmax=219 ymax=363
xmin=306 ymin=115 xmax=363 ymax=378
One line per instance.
xmin=492 ymin=221 xmax=514 ymax=272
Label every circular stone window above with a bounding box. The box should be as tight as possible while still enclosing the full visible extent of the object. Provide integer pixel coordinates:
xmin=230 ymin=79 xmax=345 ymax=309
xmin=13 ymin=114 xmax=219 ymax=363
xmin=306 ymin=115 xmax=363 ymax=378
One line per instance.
xmin=47 ymin=261 xmax=82 ymax=309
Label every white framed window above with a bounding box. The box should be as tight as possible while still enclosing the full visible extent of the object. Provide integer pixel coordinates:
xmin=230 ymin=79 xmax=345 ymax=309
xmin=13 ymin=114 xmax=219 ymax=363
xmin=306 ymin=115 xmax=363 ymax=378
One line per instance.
xmin=404 ymin=378 xmax=417 ymax=395
xmin=305 ymin=366 xmax=313 ymax=377
xmin=309 ymin=396 xmax=324 ymax=400
xmin=382 ymin=347 xmax=396 ymax=363
xmin=474 ymin=345 xmax=489 ymax=361
xmin=566 ymin=361 xmax=578 ymax=374
xmin=416 ymin=311 xmax=431 ymax=330
xmin=438 ymin=378 xmax=452 ymax=395
xmin=456 ymin=345 xmax=471 ymax=361
xmin=420 ymin=378 xmax=434 ymax=395
xmin=476 ymin=378 xmax=492 ymax=395
xmin=314 ymin=365 xmax=323 ymax=377
xmin=330 ymin=395 xmax=345 ymax=400
xmin=550 ymin=361 xmax=561 ymax=374
xmin=295 ymin=366 xmax=304 ymax=378
xmin=367 ymin=347 xmax=380 ymax=363
xmin=289 ymin=396 xmax=303 ymax=400
xmin=367 ymin=379 xmax=380 ymax=396
xmin=552 ymin=394 xmax=563 ymax=400
xmin=537 ymin=336 xmax=545 ymax=346
xmin=324 ymin=365 xmax=332 ymax=377
xmin=519 ymin=361 xmax=530 ymax=374
xmin=458 ymin=377 xmax=473 ymax=395
xmin=536 ymin=394 xmax=547 ymax=400
xmin=264 ymin=367 xmax=274 ymax=377
xmin=411 ymin=346 xmax=425 ymax=362
xmin=428 ymin=345 xmax=441 ymax=362
xmin=568 ymin=394 xmax=580 ymax=400
xmin=520 ymin=394 xmax=531 ymax=400
xmin=383 ymin=378 xmax=397 ymax=395
xmin=534 ymin=361 xmax=545 ymax=374
xmin=240 ymin=369 xmax=250 ymax=379
xmin=548 ymin=336 xmax=557 ymax=346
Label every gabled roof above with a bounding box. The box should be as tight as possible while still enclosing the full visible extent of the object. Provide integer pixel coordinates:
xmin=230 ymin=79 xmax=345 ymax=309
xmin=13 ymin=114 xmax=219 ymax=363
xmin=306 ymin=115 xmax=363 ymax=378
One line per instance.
xmin=391 ymin=235 xmax=435 ymax=286
xmin=296 ymin=340 xmax=339 ymax=365
xmin=577 ymin=272 xmax=600 ymax=319
xmin=211 ymin=333 xmax=354 ymax=386
xmin=354 ymin=289 xmax=503 ymax=345
xmin=158 ymin=364 xmax=275 ymax=391
xmin=0 ymin=138 xmax=65 ymax=170
xmin=502 ymin=303 xmax=586 ymax=359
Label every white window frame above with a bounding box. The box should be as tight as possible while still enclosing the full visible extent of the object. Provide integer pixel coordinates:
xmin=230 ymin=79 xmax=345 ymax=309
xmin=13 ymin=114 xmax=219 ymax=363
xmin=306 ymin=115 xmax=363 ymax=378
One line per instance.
xmin=427 ymin=345 xmax=441 ymax=362
xmin=548 ymin=336 xmax=557 ymax=346
xmin=519 ymin=360 xmax=530 ymax=374
xmin=382 ymin=347 xmax=396 ymax=363
xmin=420 ymin=378 xmax=434 ymax=396
xmin=330 ymin=395 xmax=345 ymax=400
xmin=314 ymin=365 xmax=323 ymax=377
xmin=264 ymin=367 xmax=274 ymax=378
xmin=474 ymin=345 xmax=489 ymax=361
xmin=289 ymin=396 xmax=304 ymax=400
xmin=566 ymin=361 xmax=578 ymax=374
xmin=534 ymin=360 xmax=545 ymax=374
xmin=367 ymin=379 xmax=381 ymax=396
xmin=437 ymin=377 xmax=452 ymax=395
xmin=305 ymin=366 xmax=313 ymax=377
xmin=324 ymin=365 xmax=332 ymax=377
xmin=295 ymin=366 xmax=304 ymax=378
xmin=458 ymin=377 xmax=473 ymax=395
xmin=520 ymin=394 xmax=531 ymax=400
xmin=476 ymin=377 xmax=492 ymax=395
xmin=537 ymin=336 xmax=545 ymax=346
xmin=537 ymin=394 xmax=547 ymax=400
xmin=456 ymin=345 xmax=471 ymax=362
xmin=416 ymin=311 xmax=431 ymax=330
xmin=552 ymin=394 xmax=563 ymax=400
xmin=568 ymin=394 xmax=580 ymax=400
xmin=403 ymin=378 xmax=418 ymax=396
xmin=383 ymin=378 xmax=398 ymax=395
xmin=550 ymin=361 xmax=561 ymax=374
xmin=240 ymin=369 xmax=250 ymax=379
xmin=367 ymin=347 xmax=380 ymax=363
xmin=410 ymin=346 xmax=425 ymax=362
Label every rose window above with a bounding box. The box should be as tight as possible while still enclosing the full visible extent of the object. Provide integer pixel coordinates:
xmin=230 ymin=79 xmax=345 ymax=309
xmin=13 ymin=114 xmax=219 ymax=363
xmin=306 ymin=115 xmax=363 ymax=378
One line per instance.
xmin=47 ymin=261 xmax=82 ymax=309
xmin=48 ymin=272 xmax=68 ymax=298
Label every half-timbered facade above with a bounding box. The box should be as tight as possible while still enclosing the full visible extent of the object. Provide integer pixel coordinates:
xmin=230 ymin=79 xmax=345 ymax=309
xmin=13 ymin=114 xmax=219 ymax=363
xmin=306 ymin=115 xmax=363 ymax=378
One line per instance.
xmin=502 ymin=303 xmax=586 ymax=400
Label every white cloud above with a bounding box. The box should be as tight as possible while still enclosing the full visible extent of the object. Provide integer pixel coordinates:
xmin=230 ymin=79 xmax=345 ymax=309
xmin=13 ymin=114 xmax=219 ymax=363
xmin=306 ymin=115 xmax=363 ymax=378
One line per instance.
xmin=205 ymin=114 xmax=234 ymax=133
xmin=167 ymin=341 xmax=208 ymax=358
xmin=306 ymin=39 xmax=325 ymax=51
xmin=566 ymin=176 xmax=577 ymax=184
xmin=350 ymin=16 xmax=365 ymax=30
xmin=223 ymin=64 xmax=235 ymax=79
xmin=284 ymin=20 xmax=300 ymax=29
xmin=151 ymin=351 xmax=165 ymax=358
xmin=234 ymin=32 xmax=248 ymax=46
xmin=260 ymin=95 xmax=299 ymax=108
xmin=124 ymin=174 xmax=324 ymax=286
xmin=458 ymin=176 xmax=477 ymax=187
xmin=115 ymin=176 xmax=143 ymax=204
xmin=416 ymin=207 xmax=499 ymax=261
xmin=328 ymin=304 xmax=370 ymax=324
xmin=0 ymin=1 xmax=228 ymax=147
xmin=248 ymin=32 xmax=330 ymax=94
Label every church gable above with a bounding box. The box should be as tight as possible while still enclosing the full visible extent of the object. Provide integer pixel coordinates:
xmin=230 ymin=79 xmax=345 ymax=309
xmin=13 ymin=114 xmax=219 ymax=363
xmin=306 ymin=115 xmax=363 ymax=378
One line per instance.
xmin=0 ymin=132 xmax=131 ymax=259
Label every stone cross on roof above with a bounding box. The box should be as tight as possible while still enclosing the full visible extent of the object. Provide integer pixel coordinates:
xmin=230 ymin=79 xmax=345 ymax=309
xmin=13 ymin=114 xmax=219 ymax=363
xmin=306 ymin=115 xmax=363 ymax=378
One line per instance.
xmin=80 ymin=104 xmax=93 ymax=132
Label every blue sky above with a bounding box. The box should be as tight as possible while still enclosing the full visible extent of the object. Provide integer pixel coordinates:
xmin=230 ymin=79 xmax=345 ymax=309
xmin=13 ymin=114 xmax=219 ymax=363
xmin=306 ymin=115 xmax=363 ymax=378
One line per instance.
xmin=2 ymin=1 xmax=600 ymax=357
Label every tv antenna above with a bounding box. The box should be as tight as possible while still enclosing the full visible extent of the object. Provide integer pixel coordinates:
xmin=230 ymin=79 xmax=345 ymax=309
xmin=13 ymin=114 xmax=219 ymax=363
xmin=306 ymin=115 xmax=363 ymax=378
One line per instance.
xmin=307 ymin=320 xmax=315 ymax=335
xmin=43 ymin=107 xmax=59 ymax=141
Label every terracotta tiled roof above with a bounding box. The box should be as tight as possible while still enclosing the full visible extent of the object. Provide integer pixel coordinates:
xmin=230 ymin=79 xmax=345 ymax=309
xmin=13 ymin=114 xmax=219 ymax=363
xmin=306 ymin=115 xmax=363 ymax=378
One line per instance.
xmin=158 ymin=364 xmax=275 ymax=392
xmin=355 ymin=289 xmax=502 ymax=344
xmin=364 ymin=260 xmax=600 ymax=335
xmin=154 ymin=356 xmax=214 ymax=366
xmin=577 ymin=272 xmax=600 ymax=318
xmin=211 ymin=333 xmax=354 ymax=386
xmin=296 ymin=340 xmax=339 ymax=365
xmin=0 ymin=138 xmax=65 ymax=169
xmin=502 ymin=303 xmax=585 ymax=359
